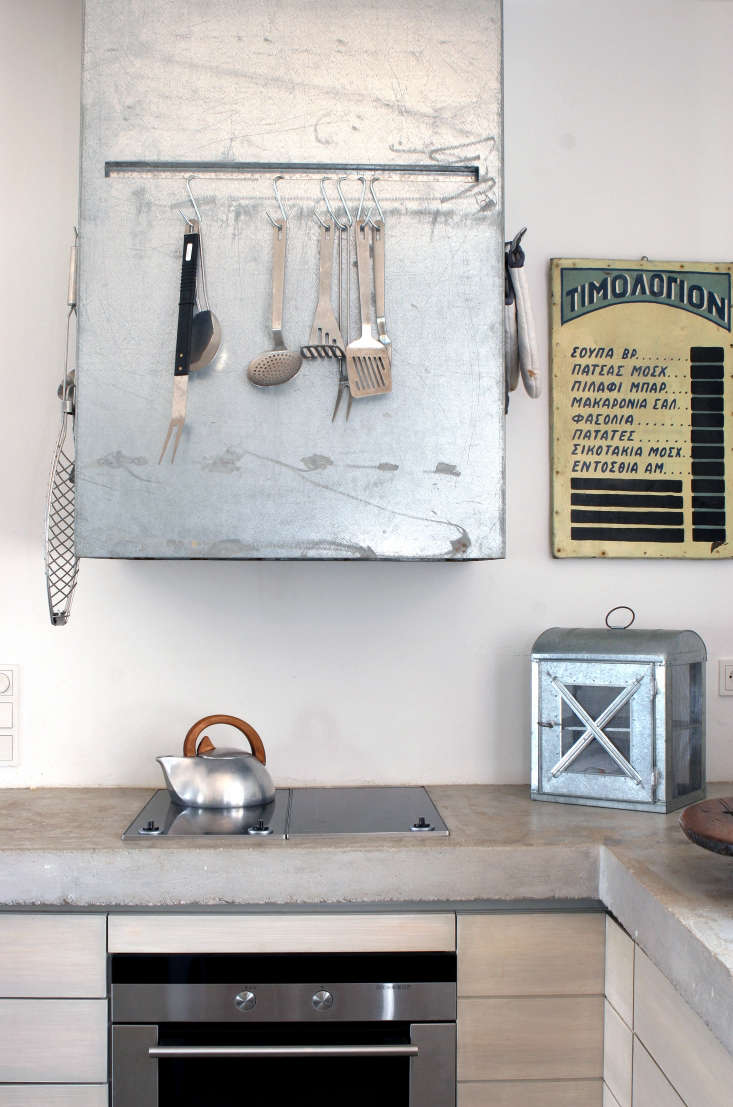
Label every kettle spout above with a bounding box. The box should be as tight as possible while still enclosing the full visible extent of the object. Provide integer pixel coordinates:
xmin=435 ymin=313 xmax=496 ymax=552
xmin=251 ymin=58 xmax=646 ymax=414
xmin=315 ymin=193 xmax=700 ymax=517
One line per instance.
xmin=156 ymin=756 xmax=180 ymax=796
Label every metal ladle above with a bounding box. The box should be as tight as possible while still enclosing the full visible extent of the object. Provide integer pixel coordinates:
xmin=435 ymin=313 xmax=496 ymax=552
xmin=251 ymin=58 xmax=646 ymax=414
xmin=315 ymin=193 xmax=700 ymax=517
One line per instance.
xmin=247 ymin=178 xmax=302 ymax=386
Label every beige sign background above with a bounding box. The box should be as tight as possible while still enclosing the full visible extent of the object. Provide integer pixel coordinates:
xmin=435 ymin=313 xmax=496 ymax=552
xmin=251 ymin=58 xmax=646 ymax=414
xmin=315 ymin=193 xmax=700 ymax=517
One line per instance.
xmin=551 ymin=258 xmax=732 ymax=558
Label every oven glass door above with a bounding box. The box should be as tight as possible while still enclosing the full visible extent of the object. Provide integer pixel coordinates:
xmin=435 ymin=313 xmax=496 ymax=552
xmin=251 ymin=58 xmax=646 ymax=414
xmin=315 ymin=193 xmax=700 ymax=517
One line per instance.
xmin=157 ymin=1023 xmax=411 ymax=1106
xmin=114 ymin=1021 xmax=458 ymax=1107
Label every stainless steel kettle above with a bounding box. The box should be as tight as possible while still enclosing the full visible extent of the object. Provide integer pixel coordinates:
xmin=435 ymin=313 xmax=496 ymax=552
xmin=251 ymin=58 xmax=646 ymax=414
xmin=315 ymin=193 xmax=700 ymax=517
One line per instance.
xmin=157 ymin=714 xmax=276 ymax=809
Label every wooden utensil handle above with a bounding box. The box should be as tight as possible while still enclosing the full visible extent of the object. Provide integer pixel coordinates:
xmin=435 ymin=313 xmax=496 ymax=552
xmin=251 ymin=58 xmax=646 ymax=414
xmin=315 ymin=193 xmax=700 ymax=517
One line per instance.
xmin=183 ymin=714 xmax=267 ymax=764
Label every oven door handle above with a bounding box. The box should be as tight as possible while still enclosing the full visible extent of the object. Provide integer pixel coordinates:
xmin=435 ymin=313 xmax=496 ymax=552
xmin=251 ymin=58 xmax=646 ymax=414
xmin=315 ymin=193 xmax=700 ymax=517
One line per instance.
xmin=149 ymin=1044 xmax=419 ymax=1059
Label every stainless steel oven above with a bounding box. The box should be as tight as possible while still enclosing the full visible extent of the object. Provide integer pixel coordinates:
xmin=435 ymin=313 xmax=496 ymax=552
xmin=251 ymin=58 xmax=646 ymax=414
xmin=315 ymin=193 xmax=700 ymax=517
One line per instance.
xmin=111 ymin=952 xmax=456 ymax=1107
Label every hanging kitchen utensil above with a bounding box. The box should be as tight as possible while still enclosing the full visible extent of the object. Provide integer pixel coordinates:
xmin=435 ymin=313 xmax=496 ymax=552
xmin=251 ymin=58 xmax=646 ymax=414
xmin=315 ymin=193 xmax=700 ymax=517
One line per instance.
xmin=371 ymin=218 xmax=391 ymax=363
xmin=327 ymin=176 xmax=352 ymax=421
xmin=368 ymin=178 xmax=392 ymax=363
xmin=308 ymin=218 xmax=345 ymax=354
xmin=158 ymin=220 xmax=200 ymax=462
xmin=44 ymin=229 xmax=80 ymax=626
xmin=345 ymin=218 xmax=392 ymax=397
xmin=184 ymin=180 xmax=222 ymax=372
xmin=505 ymin=227 xmax=540 ymax=398
xmin=157 ymin=713 xmax=276 ymax=809
xmin=247 ymin=177 xmax=302 ymax=386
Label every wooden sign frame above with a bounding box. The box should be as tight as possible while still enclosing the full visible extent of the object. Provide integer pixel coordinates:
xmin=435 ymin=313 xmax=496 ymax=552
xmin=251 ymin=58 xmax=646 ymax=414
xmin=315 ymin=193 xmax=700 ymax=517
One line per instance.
xmin=551 ymin=258 xmax=732 ymax=558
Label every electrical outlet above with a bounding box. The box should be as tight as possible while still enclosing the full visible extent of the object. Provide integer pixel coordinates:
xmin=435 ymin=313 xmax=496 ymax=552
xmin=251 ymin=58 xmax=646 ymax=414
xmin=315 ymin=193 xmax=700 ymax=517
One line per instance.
xmin=718 ymin=659 xmax=733 ymax=696
xmin=0 ymin=665 xmax=18 ymax=765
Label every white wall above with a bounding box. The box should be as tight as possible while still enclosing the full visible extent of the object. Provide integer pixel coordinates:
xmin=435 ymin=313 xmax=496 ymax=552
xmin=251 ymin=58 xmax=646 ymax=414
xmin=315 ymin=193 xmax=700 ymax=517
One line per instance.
xmin=2 ymin=0 xmax=732 ymax=788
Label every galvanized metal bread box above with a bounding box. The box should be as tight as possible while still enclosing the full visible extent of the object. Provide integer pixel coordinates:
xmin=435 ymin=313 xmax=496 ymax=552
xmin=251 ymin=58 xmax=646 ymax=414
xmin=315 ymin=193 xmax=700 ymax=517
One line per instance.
xmin=530 ymin=626 xmax=706 ymax=812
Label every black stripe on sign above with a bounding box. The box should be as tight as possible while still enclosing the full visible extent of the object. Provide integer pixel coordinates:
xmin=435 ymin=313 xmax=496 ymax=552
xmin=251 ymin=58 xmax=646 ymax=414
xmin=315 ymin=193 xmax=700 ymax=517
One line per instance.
xmin=571 ymin=527 xmax=684 ymax=543
xmin=570 ymin=478 xmax=683 ymax=492
xmin=571 ymin=493 xmax=683 ymax=509
xmin=692 ymin=396 xmax=724 ymax=412
xmin=692 ymin=412 xmax=724 ymax=428
xmin=692 ymin=428 xmax=724 ymax=443
xmin=690 ymin=365 xmax=724 ymax=380
xmin=691 ymin=347 xmax=725 ymax=362
xmin=691 ymin=446 xmax=725 ymax=460
xmin=691 ymin=378 xmax=724 ymax=395
xmin=692 ymin=461 xmax=725 ymax=476
xmin=693 ymin=511 xmax=726 ymax=527
xmin=692 ymin=528 xmax=727 ymax=542
xmin=692 ymin=495 xmax=725 ymax=510
xmin=692 ymin=478 xmax=725 ymax=492
xmin=690 ymin=346 xmax=725 ymax=544
xmin=571 ymin=510 xmax=683 ymax=526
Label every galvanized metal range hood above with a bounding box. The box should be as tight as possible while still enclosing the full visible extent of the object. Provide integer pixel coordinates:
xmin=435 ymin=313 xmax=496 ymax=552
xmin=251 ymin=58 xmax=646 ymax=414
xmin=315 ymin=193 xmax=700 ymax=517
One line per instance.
xmin=75 ymin=0 xmax=504 ymax=561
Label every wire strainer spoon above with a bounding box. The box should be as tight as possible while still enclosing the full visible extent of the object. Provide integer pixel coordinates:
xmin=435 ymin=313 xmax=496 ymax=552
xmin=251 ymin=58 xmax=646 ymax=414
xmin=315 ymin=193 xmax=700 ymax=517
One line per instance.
xmin=44 ymin=231 xmax=80 ymax=626
xmin=247 ymin=182 xmax=302 ymax=387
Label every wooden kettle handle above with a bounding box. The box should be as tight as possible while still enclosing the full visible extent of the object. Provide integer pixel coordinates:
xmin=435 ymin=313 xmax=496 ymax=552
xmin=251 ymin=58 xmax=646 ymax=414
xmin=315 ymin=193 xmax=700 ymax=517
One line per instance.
xmin=182 ymin=714 xmax=267 ymax=764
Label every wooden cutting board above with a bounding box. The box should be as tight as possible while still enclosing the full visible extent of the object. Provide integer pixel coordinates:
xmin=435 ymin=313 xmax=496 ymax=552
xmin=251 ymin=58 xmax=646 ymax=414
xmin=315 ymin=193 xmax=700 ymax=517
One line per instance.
xmin=679 ymin=796 xmax=733 ymax=855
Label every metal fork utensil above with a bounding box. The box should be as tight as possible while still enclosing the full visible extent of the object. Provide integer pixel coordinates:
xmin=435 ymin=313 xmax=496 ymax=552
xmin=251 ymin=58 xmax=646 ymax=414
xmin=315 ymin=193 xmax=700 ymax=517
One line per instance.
xmin=345 ymin=220 xmax=392 ymax=397
xmin=309 ymin=221 xmax=345 ymax=352
xmin=332 ymin=220 xmax=352 ymax=421
xmin=159 ymin=222 xmax=200 ymax=463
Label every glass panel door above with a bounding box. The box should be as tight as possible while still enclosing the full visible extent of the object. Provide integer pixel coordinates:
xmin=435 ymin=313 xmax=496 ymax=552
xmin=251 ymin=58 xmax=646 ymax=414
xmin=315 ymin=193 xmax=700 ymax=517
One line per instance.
xmin=157 ymin=1023 xmax=411 ymax=1107
xmin=538 ymin=660 xmax=656 ymax=803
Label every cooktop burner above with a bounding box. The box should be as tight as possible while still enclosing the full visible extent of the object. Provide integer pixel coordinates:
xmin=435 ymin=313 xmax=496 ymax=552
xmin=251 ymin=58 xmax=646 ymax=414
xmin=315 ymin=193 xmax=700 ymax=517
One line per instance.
xmin=122 ymin=786 xmax=448 ymax=840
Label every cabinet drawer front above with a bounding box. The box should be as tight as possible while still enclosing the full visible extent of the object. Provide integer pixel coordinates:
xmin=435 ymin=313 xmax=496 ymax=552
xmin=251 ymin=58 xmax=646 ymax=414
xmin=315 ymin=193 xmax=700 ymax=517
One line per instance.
xmin=458 ymin=996 xmax=603 ymax=1081
xmin=109 ymin=912 xmax=455 ymax=953
xmin=0 ymin=915 xmax=106 ymax=997
xmin=0 ymin=1088 xmax=107 ymax=1107
xmin=633 ymin=948 xmax=733 ymax=1107
xmin=604 ymin=917 xmax=634 ymax=1028
xmin=0 ymin=1000 xmax=107 ymax=1083
xmin=632 ymin=1039 xmax=685 ymax=1107
xmin=458 ymin=913 xmax=604 ymax=996
xmin=603 ymin=1000 xmax=632 ymax=1107
xmin=459 ymin=1079 xmax=602 ymax=1106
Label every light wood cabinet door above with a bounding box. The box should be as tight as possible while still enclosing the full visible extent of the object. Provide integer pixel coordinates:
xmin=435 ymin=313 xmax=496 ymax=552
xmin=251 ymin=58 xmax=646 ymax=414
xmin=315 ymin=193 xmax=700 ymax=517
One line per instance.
xmin=0 ymin=1000 xmax=107 ymax=1083
xmin=634 ymin=947 xmax=733 ymax=1107
xmin=459 ymin=1080 xmax=602 ymax=1106
xmin=0 ymin=915 xmax=106 ymax=997
xmin=109 ymin=912 xmax=455 ymax=952
xmin=0 ymin=1088 xmax=107 ymax=1107
xmin=603 ymin=1000 xmax=632 ymax=1107
xmin=458 ymin=912 xmax=604 ymax=996
xmin=604 ymin=916 xmax=634 ymax=1028
xmin=458 ymin=995 xmax=604 ymax=1081
xmin=632 ymin=1038 xmax=685 ymax=1107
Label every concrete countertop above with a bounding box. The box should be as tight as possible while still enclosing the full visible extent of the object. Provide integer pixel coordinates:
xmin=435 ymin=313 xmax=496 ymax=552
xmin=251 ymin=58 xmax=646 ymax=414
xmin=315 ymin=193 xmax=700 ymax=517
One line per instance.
xmin=0 ymin=783 xmax=731 ymax=1055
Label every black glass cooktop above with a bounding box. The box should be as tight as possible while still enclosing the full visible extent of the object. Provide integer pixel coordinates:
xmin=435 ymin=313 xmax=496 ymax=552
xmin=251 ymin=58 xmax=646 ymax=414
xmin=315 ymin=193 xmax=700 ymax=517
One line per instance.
xmin=122 ymin=787 xmax=448 ymax=840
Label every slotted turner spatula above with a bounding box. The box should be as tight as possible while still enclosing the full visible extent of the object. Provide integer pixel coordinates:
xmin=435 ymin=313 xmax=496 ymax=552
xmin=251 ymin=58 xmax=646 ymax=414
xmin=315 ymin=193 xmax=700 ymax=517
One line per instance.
xmin=345 ymin=220 xmax=392 ymax=397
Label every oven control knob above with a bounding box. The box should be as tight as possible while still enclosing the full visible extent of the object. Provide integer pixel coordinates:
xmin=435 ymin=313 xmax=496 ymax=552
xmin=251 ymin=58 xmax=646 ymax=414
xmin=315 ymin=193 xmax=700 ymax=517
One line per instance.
xmin=312 ymin=990 xmax=334 ymax=1011
xmin=235 ymin=990 xmax=257 ymax=1012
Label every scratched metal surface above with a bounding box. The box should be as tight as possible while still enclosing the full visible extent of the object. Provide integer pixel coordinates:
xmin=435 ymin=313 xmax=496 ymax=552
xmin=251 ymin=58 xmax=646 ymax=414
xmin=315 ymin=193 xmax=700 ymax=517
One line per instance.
xmin=75 ymin=0 xmax=504 ymax=559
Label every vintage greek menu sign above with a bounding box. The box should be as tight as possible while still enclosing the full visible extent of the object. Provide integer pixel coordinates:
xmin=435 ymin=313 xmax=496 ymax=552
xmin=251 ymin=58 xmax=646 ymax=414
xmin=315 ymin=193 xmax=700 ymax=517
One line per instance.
xmin=551 ymin=258 xmax=733 ymax=558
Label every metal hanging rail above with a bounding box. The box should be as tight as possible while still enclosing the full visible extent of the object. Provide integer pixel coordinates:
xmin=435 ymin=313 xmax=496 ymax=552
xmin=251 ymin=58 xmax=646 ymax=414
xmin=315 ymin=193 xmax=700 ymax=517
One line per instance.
xmin=104 ymin=160 xmax=481 ymax=180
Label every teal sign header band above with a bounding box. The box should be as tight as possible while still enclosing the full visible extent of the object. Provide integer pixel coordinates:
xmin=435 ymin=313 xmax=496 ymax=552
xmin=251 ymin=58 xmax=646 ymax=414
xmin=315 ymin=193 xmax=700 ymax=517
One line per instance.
xmin=561 ymin=267 xmax=731 ymax=331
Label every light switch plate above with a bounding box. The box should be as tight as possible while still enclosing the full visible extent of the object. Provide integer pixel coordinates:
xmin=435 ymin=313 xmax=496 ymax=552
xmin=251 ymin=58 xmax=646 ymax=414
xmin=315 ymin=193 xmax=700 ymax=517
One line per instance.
xmin=0 ymin=665 xmax=19 ymax=766
xmin=718 ymin=659 xmax=733 ymax=696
